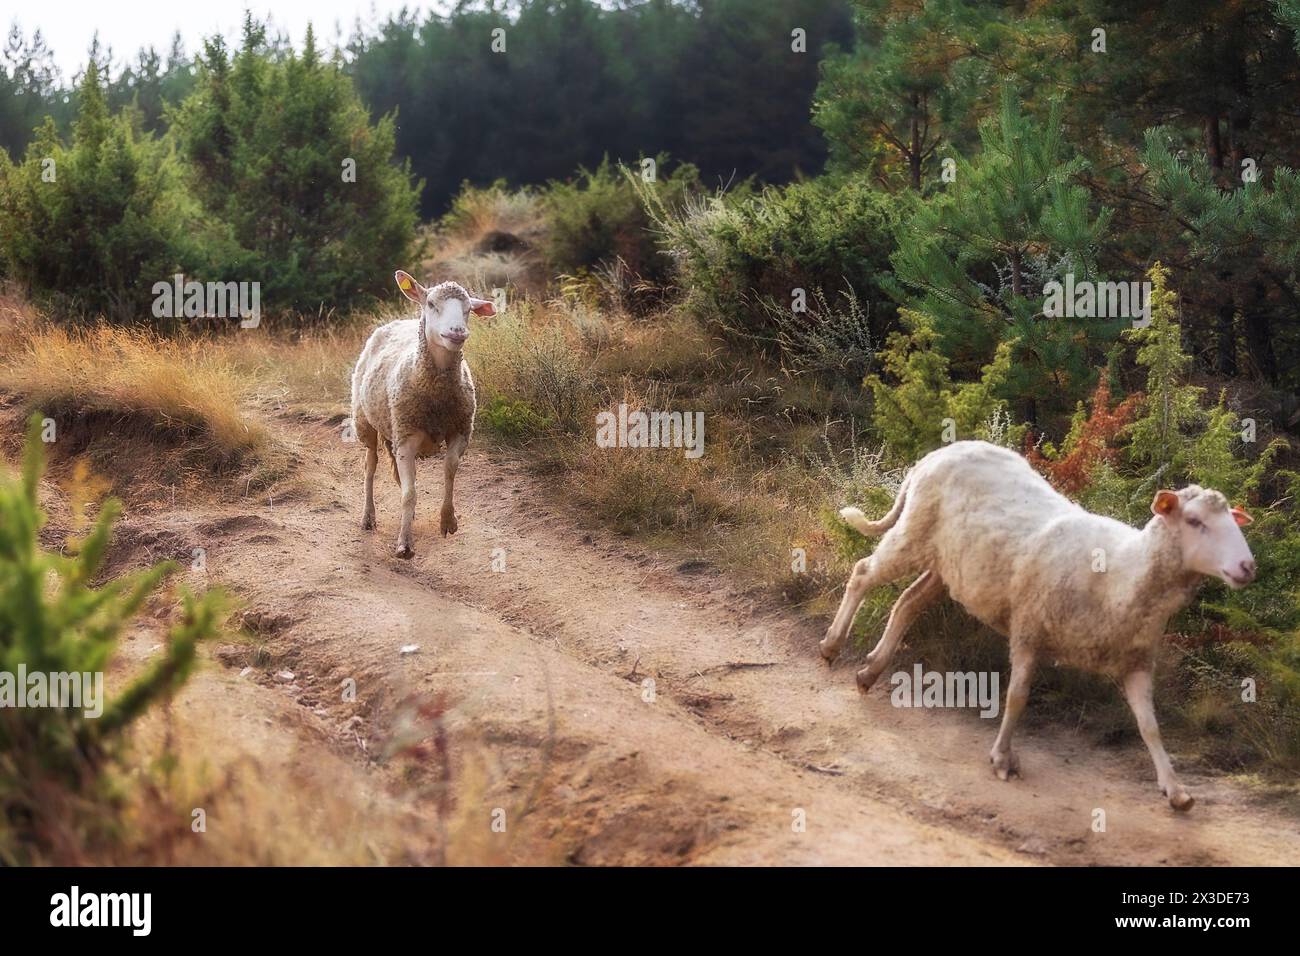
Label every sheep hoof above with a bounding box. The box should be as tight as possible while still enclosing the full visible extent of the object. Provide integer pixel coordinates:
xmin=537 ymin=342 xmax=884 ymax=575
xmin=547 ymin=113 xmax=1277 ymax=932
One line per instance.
xmin=990 ymin=750 xmax=1019 ymax=781
xmin=395 ymin=543 xmax=414 ymax=560
xmin=855 ymin=663 xmax=882 ymax=694
xmin=440 ymin=512 xmax=458 ymax=536
xmin=1165 ymin=788 xmax=1195 ymax=812
xmin=818 ymin=633 xmax=840 ymax=663
xmin=361 ymin=514 xmax=375 ymax=531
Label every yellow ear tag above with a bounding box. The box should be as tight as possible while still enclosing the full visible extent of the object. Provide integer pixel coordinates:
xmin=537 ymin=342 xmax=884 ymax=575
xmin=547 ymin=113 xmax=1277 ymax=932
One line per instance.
xmin=399 ymin=277 xmax=411 ymax=290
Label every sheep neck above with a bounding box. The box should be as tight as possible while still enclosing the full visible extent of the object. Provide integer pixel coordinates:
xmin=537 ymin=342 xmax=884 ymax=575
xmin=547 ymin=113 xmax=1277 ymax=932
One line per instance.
xmin=1131 ymin=518 xmax=1203 ymax=624
xmin=416 ymin=322 xmax=464 ymax=374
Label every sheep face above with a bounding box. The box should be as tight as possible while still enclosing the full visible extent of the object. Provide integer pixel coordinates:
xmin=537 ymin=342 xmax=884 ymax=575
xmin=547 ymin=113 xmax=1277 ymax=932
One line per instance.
xmin=394 ymin=271 xmax=496 ymax=352
xmin=1152 ymin=487 xmax=1255 ymax=589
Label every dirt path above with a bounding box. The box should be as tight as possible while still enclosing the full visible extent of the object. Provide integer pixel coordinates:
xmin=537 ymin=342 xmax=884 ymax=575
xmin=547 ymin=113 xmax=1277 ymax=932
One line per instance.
xmin=113 ymin=415 xmax=1300 ymax=865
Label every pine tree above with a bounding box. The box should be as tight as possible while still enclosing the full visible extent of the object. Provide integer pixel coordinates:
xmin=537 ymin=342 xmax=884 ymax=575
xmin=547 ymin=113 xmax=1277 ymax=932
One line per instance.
xmin=1140 ymin=128 xmax=1300 ymax=386
xmin=813 ymin=0 xmax=1070 ymax=190
xmin=0 ymin=61 xmax=196 ymax=319
xmin=168 ymin=16 xmax=422 ymax=312
xmin=886 ymin=87 xmax=1116 ymax=423
xmin=1 ymin=415 xmax=225 ymax=863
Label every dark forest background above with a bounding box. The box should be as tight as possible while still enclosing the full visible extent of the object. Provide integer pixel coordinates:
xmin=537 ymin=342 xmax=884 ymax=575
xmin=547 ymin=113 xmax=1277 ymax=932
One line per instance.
xmin=0 ymin=0 xmax=853 ymax=217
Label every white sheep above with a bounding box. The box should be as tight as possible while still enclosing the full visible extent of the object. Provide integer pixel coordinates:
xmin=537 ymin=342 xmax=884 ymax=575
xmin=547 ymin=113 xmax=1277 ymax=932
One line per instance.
xmin=820 ymin=440 xmax=1256 ymax=811
xmin=350 ymin=271 xmax=496 ymax=557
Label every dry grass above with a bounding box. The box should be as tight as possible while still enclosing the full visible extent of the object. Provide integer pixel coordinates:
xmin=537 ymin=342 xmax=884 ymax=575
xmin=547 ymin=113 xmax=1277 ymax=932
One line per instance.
xmin=423 ymin=184 xmax=549 ymax=297
xmin=212 ymin=317 xmax=382 ymax=422
xmin=0 ymin=305 xmax=289 ymax=498
xmin=4 ymin=325 xmax=263 ymax=457
xmin=464 ymin=292 xmax=861 ymax=609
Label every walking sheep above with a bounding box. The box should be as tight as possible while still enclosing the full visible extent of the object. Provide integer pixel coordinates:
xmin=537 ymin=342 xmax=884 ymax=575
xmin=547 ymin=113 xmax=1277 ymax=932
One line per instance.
xmin=821 ymin=440 xmax=1256 ymax=811
xmin=350 ymin=271 xmax=496 ymax=558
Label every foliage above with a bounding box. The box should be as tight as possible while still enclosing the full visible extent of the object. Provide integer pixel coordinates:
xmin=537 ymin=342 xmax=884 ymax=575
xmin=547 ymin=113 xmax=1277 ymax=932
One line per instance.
xmin=0 ymin=414 xmax=225 ymax=863
xmin=168 ymin=19 xmax=422 ymax=314
xmin=480 ymin=395 xmax=554 ymax=442
xmin=641 ymin=173 xmax=900 ymax=364
xmin=1025 ymin=378 xmax=1142 ymax=493
xmin=1140 ymin=130 xmax=1300 ymax=387
xmin=541 ymin=156 xmax=701 ymax=289
xmin=887 ymin=89 xmax=1119 ymax=423
xmin=866 ymin=316 xmax=1023 ymax=462
xmin=813 ymin=0 xmax=1067 ymax=189
xmin=0 ymin=63 xmax=199 ymax=321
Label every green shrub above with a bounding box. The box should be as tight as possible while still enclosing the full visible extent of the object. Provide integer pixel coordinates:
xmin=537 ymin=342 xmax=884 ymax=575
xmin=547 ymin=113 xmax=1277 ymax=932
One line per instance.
xmin=480 ymin=395 xmax=554 ymax=442
xmin=640 ymin=173 xmax=899 ymax=366
xmin=0 ymin=64 xmax=199 ymax=322
xmin=543 ymin=155 xmax=701 ymax=292
xmin=167 ymin=20 xmax=423 ymax=314
xmin=866 ymin=316 xmax=1021 ymax=462
xmin=440 ymin=179 xmax=542 ymax=241
xmin=0 ymin=414 xmax=225 ymax=863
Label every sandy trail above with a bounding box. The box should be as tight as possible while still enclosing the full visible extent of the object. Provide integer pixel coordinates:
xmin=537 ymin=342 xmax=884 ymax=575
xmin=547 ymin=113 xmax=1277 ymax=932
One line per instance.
xmin=111 ymin=414 xmax=1300 ymax=865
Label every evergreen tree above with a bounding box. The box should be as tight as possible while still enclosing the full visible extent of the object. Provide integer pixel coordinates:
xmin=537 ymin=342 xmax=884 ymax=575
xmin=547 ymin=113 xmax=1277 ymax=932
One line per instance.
xmin=169 ymin=17 xmax=422 ymax=311
xmin=1140 ymin=127 xmax=1300 ymax=387
xmin=0 ymin=26 xmax=65 ymax=159
xmin=0 ymin=61 xmax=197 ymax=320
xmin=814 ymin=0 xmax=1070 ymax=190
xmin=886 ymin=88 xmax=1116 ymax=422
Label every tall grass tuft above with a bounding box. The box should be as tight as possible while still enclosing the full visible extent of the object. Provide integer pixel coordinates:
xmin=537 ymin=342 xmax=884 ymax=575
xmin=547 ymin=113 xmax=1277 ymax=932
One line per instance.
xmin=1 ymin=322 xmax=283 ymax=490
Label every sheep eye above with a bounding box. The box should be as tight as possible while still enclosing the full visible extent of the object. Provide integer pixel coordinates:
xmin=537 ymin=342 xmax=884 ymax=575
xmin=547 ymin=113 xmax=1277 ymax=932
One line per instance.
xmin=1187 ymin=517 xmax=1203 ymax=530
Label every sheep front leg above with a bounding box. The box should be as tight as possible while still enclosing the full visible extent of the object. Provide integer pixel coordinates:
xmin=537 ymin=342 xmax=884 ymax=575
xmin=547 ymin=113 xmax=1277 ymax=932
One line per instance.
xmin=441 ymin=433 xmax=467 ymax=536
xmin=990 ymin=647 xmax=1036 ymax=780
xmin=1123 ymin=668 xmax=1193 ymax=811
xmin=394 ymin=435 xmax=421 ymax=559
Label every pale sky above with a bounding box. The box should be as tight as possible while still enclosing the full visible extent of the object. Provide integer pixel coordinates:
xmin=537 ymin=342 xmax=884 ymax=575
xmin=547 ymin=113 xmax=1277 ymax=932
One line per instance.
xmin=8 ymin=1 xmax=447 ymax=80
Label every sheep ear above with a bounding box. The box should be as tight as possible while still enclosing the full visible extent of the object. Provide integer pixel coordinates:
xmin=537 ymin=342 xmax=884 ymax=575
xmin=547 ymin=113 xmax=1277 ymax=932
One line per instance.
xmin=1231 ymin=506 xmax=1254 ymax=527
xmin=1151 ymin=490 xmax=1180 ymax=517
xmin=395 ymin=270 xmax=426 ymax=304
xmin=469 ymin=297 xmax=497 ymax=317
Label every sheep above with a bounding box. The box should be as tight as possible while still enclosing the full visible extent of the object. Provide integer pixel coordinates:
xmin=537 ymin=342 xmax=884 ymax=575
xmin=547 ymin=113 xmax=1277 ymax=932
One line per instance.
xmin=820 ymin=440 xmax=1256 ymax=811
xmin=350 ymin=271 xmax=496 ymax=558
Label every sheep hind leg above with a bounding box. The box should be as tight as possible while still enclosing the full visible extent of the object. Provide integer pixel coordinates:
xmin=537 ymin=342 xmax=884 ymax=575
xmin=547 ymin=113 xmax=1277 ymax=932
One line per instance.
xmin=990 ymin=647 xmax=1036 ymax=780
xmin=361 ymin=447 xmax=379 ymax=530
xmin=356 ymin=420 xmax=379 ymax=531
xmin=854 ymin=570 xmax=943 ymax=693
xmin=1123 ymin=668 xmax=1193 ymax=811
xmin=819 ymin=537 xmax=914 ymax=662
xmin=394 ymin=435 xmax=421 ymax=559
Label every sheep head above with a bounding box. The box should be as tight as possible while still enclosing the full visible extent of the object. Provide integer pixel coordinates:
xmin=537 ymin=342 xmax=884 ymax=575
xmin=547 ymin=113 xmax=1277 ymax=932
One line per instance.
xmin=395 ymin=271 xmax=496 ymax=352
xmin=1151 ymin=487 xmax=1256 ymax=589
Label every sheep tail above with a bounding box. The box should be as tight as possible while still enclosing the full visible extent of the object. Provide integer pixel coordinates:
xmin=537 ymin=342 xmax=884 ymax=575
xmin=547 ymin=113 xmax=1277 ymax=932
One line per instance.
xmin=840 ymin=471 xmax=911 ymax=537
